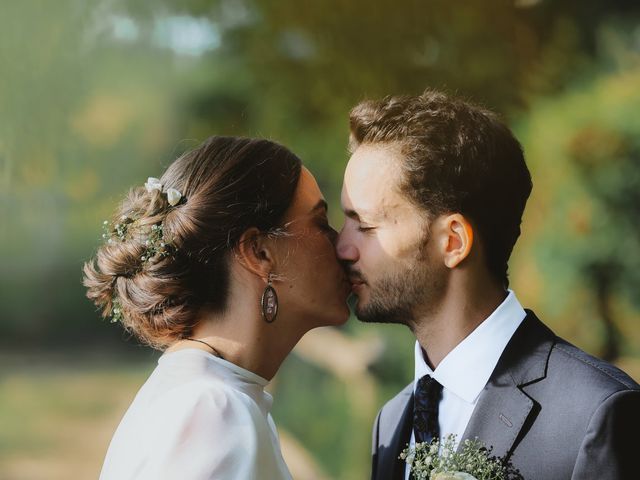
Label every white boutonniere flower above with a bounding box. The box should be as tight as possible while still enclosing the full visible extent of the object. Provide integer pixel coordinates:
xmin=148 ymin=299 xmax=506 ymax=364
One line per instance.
xmin=400 ymin=434 xmax=523 ymax=480
xmin=432 ymin=472 xmax=478 ymax=480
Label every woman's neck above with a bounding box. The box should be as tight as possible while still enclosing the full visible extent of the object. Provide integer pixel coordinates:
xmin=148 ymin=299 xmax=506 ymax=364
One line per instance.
xmin=169 ymin=294 xmax=304 ymax=381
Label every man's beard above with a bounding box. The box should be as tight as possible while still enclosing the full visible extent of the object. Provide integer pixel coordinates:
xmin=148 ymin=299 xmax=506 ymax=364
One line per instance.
xmin=353 ymin=248 xmax=447 ymax=326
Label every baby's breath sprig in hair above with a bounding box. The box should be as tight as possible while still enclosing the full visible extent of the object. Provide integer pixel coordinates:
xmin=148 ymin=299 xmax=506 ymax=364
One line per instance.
xmin=102 ymin=215 xmax=133 ymax=243
xmin=101 ymin=218 xmax=178 ymax=264
xmin=110 ymin=297 xmax=124 ymax=324
xmin=140 ymin=224 xmax=174 ymax=262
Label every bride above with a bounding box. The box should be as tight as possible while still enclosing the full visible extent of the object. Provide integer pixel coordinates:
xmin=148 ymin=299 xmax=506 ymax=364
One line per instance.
xmin=84 ymin=136 xmax=350 ymax=479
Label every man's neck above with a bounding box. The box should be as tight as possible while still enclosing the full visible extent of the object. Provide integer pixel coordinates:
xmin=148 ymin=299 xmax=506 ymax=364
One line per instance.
xmin=412 ymin=284 xmax=508 ymax=370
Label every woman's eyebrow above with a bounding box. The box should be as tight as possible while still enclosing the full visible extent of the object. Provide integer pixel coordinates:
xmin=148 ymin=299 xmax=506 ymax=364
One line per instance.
xmin=310 ymin=199 xmax=328 ymax=214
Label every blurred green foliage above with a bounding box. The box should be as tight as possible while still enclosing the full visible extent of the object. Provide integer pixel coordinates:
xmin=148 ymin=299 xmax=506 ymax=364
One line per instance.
xmin=516 ymin=45 xmax=640 ymax=360
xmin=2 ymin=1 xmax=640 ymax=478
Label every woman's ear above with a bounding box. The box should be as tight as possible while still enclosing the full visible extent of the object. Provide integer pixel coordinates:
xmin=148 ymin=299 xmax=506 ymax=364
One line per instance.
xmin=439 ymin=213 xmax=474 ymax=269
xmin=235 ymin=227 xmax=275 ymax=280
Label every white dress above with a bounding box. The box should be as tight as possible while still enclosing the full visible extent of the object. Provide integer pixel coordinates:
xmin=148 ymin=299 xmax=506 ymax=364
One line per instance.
xmin=100 ymin=349 xmax=293 ymax=480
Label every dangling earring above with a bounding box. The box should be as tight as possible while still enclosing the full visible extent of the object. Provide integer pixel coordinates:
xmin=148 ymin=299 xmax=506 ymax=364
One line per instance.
xmin=261 ymin=273 xmax=278 ymax=323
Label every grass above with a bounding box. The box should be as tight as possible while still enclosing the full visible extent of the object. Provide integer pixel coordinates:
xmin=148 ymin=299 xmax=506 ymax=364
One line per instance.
xmin=0 ymin=351 xmax=156 ymax=480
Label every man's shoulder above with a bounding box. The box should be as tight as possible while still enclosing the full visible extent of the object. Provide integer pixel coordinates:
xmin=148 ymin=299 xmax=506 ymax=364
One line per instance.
xmin=516 ymin=310 xmax=640 ymax=402
xmin=548 ymin=336 xmax=639 ymax=392
xmin=509 ymin=310 xmax=639 ymax=394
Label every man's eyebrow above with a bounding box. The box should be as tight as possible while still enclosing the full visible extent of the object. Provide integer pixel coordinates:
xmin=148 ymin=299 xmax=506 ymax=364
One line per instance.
xmin=343 ymin=208 xmax=360 ymax=221
xmin=343 ymin=207 xmax=382 ymax=222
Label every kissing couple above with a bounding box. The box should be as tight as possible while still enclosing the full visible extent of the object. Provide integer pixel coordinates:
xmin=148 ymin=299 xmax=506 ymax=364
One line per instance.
xmin=85 ymin=89 xmax=639 ymax=480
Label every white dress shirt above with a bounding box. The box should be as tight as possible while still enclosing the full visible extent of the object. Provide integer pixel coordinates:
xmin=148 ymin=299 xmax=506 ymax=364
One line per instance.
xmin=404 ymin=290 xmax=526 ymax=479
xmin=100 ymin=349 xmax=292 ymax=480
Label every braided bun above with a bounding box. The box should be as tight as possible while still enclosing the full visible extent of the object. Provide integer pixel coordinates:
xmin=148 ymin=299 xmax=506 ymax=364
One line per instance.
xmin=83 ymin=136 xmax=301 ymax=349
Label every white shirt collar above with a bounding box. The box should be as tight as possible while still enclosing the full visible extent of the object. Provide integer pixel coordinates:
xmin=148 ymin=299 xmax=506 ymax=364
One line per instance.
xmin=413 ymin=290 xmax=526 ymax=404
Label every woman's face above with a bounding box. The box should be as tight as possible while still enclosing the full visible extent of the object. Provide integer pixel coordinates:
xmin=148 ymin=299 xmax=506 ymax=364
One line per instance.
xmin=275 ymin=167 xmax=350 ymax=329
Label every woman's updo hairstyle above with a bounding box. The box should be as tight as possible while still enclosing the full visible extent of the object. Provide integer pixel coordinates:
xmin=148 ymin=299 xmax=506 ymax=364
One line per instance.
xmin=83 ymin=136 xmax=302 ymax=349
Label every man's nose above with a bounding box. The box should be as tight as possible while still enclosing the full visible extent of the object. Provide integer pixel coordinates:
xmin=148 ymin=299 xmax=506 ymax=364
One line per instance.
xmin=335 ymin=229 xmax=358 ymax=262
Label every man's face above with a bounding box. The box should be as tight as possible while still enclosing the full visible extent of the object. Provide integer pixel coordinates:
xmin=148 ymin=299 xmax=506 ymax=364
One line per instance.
xmin=336 ymin=143 xmax=448 ymax=326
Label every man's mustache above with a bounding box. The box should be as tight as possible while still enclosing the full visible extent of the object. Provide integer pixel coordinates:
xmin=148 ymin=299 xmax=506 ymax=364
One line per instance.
xmin=344 ymin=265 xmax=367 ymax=284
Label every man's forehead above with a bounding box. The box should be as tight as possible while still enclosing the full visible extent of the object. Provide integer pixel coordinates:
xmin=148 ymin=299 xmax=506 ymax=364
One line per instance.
xmin=343 ymin=196 xmax=408 ymax=222
xmin=342 ymin=145 xmax=410 ymax=221
xmin=346 ymin=142 xmax=404 ymax=179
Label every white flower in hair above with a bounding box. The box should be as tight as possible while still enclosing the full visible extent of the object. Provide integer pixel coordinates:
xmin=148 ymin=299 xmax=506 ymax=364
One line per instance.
xmin=166 ymin=188 xmax=182 ymax=206
xmin=145 ymin=177 xmax=163 ymax=193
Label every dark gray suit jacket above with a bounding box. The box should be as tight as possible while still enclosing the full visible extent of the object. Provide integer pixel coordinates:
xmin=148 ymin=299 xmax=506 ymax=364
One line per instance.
xmin=371 ymin=311 xmax=640 ymax=480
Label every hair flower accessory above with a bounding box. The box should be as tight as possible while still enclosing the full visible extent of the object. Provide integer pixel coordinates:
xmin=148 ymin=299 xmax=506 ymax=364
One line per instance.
xmin=144 ymin=177 xmax=183 ymax=206
xmin=145 ymin=177 xmax=163 ymax=193
xmin=166 ymin=188 xmax=182 ymax=206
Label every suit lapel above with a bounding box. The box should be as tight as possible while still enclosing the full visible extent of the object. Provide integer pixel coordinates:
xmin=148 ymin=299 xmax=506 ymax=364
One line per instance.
xmin=459 ymin=372 xmax=534 ymax=459
xmin=376 ymin=384 xmax=414 ymax=480
xmin=459 ymin=311 xmax=555 ymax=460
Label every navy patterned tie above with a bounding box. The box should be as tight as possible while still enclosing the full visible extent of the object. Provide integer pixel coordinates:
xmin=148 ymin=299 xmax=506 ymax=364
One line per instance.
xmin=413 ymin=375 xmax=443 ymax=445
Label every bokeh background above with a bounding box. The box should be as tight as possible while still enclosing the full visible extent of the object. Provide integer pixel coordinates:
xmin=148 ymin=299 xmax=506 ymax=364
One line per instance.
xmin=2 ymin=1 xmax=640 ymax=478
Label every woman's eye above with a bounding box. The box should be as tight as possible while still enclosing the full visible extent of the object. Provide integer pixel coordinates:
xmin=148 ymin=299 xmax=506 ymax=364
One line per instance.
xmin=358 ymin=225 xmax=375 ymax=233
xmin=317 ymin=219 xmax=334 ymax=232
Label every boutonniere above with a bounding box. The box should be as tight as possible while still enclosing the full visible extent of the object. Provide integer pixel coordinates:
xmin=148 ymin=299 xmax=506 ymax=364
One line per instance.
xmin=400 ymin=434 xmax=523 ymax=480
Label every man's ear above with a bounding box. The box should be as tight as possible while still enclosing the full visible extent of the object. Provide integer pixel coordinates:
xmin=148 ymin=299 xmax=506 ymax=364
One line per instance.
xmin=438 ymin=213 xmax=474 ymax=269
xmin=234 ymin=227 xmax=275 ymax=280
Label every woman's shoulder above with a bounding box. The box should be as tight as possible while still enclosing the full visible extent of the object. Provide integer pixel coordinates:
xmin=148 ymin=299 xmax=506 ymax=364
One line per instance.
xmin=143 ymin=350 xmax=268 ymax=418
xmin=113 ymin=361 xmax=262 ymax=455
xmin=101 ymin=350 xmax=290 ymax=480
xmin=145 ymin=365 xmax=236 ymax=412
xmin=102 ymin=381 xmax=282 ymax=480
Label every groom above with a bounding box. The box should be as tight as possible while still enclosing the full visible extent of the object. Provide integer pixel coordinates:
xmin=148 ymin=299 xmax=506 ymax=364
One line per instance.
xmin=336 ymin=90 xmax=640 ymax=479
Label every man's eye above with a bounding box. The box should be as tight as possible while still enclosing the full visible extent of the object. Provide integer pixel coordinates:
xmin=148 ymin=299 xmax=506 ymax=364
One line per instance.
xmin=358 ymin=225 xmax=375 ymax=233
